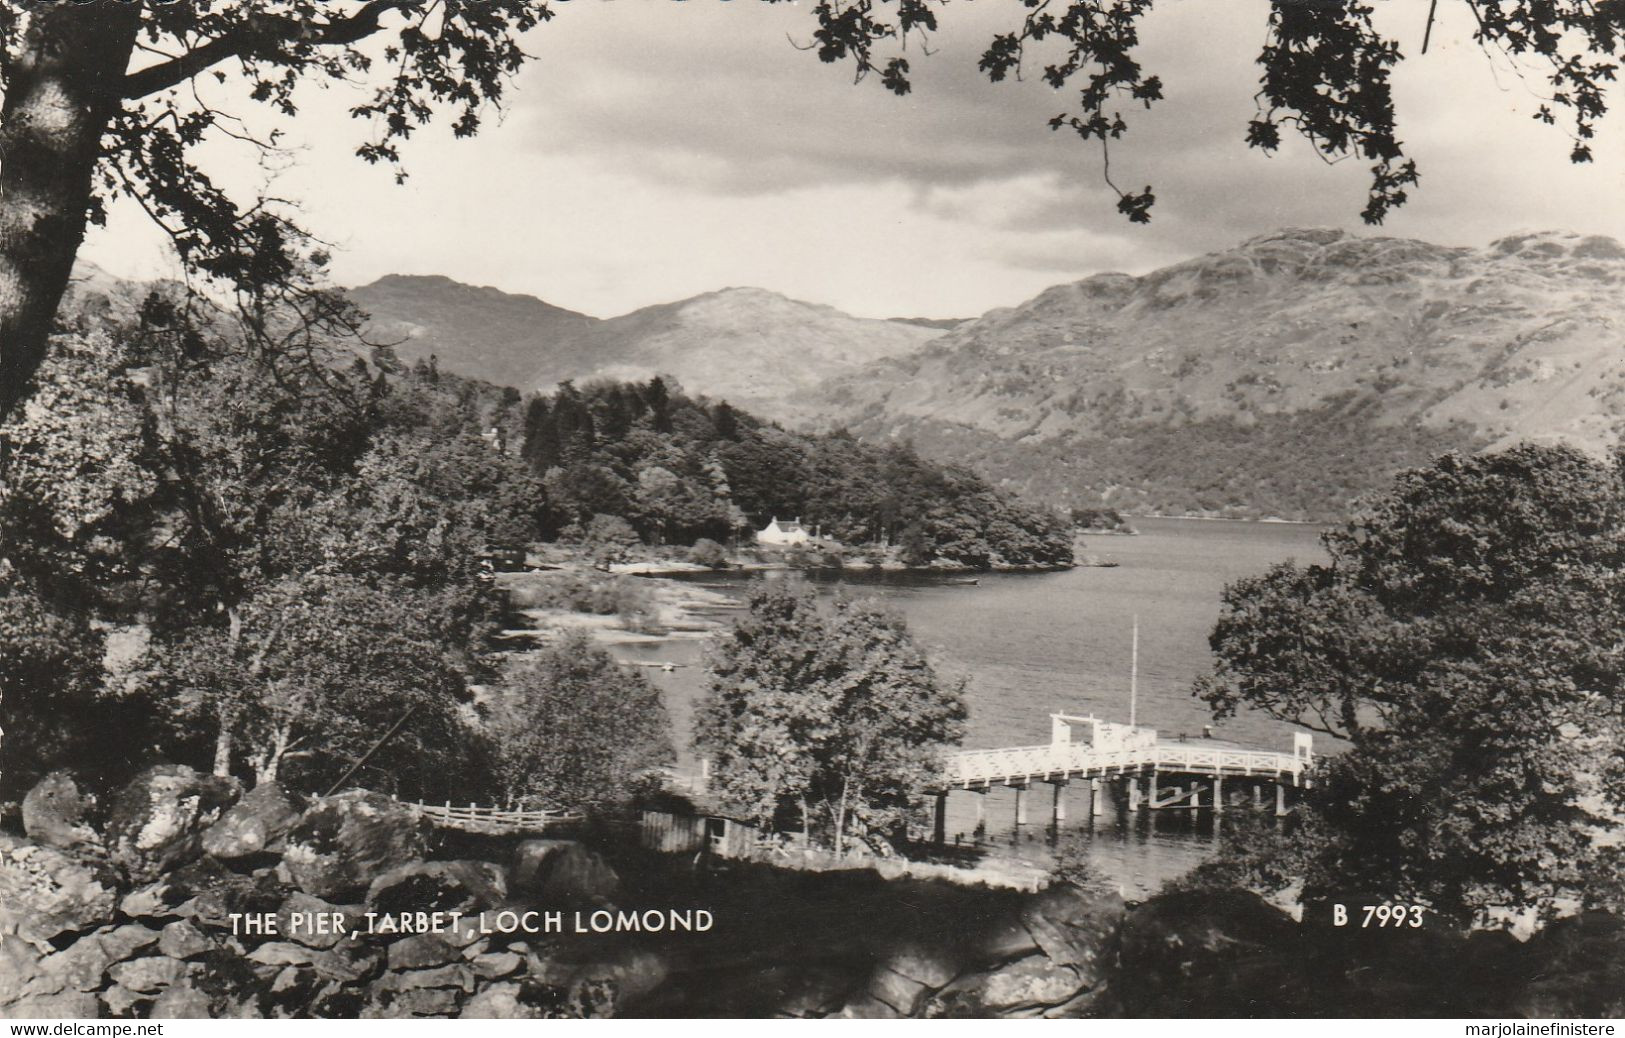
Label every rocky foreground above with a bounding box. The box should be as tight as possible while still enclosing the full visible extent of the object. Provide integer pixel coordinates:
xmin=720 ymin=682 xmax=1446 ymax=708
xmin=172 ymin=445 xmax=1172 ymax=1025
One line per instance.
xmin=2 ymin=764 xmax=1623 ymax=1019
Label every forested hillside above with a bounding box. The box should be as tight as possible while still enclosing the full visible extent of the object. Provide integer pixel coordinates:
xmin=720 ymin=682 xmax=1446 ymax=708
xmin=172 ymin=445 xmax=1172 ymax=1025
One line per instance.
xmin=516 ymin=379 xmax=1074 ymax=569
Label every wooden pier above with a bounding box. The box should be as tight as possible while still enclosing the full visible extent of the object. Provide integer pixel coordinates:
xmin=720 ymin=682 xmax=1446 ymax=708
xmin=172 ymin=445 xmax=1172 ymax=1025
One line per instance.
xmin=927 ymin=713 xmax=1313 ymax=843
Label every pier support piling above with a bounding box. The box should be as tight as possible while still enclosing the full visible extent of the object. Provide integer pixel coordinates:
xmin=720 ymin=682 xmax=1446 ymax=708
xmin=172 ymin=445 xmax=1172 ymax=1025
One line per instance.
xmin=933 ymin=793 xmax=947 ymax=845
xmin=1014 ymin=784 xmax=1030 ymax=827
xmin=1090 ymin=778 xmax=1103 ymax=817
xmin=1253 ymin=783 xmax=1263 ymax=808
xmin=1275 ymin=782 xmax=1287 ymax=818
xmin=1213 ymin=775 xmax=1224 ymax=813
xmin=1051 ymin=780 xmax=1067 ymax=829
xmin=1127 ymin=776 xmax=1141 ymax=813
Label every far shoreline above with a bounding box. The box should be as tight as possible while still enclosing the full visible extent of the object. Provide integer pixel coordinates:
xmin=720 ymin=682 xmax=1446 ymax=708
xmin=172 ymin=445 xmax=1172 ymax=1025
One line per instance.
xmin=1125 ymin=512 xmax=1327 ymax=526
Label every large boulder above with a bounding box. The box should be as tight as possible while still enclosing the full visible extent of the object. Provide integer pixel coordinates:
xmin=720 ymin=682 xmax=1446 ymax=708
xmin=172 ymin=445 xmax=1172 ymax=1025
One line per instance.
xmin=108 ymin=955 xmax=188 ymax=994
xmin=1511 ymin=910 xmax=1625 ymax=1018
xmin=122 ymin=952 xmax=266 ymax=1019
xmin=367 ymin=860 xmax=507 ymax=917
xmin=510 ymin=839 xmax=619 ymax=903
xmin=471 ymin=951 xmax=524 ymax=980
xmin=279 ymin=791 xmax=427 ymax=901
xmin=1116 ymin=887 xmax=1302 ymax=1016
xmin=19 ymin=925 xmax=159 ymax=1000
xmin=834 ymin=994 xmax=902 ymax=1018
xmin=4 ymin=992 xmax=100 ymax=1018
xmin=149 ymin=983 xmax=213 ymax=1019
xmin=927 ymin=955 xmax=1087 ymax=1017
xmin=22 ymin=771 xmax=102 ymax=853
xmin=866 ymin=965 xmax=933 ymax=1016
xmin=968 ymin=910 xmax=1040 ymax=964
xmin=0 ymin=834 xmax=118 ymax=944
xmin=275 ymin=892 xmax=364 ymax=950
xmin=201 ymin=782 xmax=300 ymax=861
xmin=105 ymin=764 xmax=241 ymax=881
xmin=158 ymin=921 xmax=215 ymax=960
xmin=0 ymin=934 xmax=46 ymax=1004
xmin=878 ymin=938 xmax=960 ymax=989
xmin=459 ymin=983 xmax=541 ymax=1019
xmin=981 ymin=955 xmax=1087 ymax=1013
xmin=1019 ymin=883 xmax=1124 ymax=987
xmin=247 ymin=941 xmax=378 ymax=984
xmin=865 ymin=937 xmax=962 ymax=1016
xmin=771 ymin=963 xmax=865 ymax=1018
xmin=386 ymin=933 xmax=460 ymax=971
xmin=568 ymin=948 xmax=669 ymax=1007
xmin=120 ymin=857 xmax=282 ymax=930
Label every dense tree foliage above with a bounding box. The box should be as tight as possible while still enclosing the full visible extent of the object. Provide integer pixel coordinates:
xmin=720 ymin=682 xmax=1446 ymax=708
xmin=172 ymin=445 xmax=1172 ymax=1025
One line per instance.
xmin=147 ymin=572 xmax=487 ymax=794
xmin=524 ymin=378 xmax=1073 ymax=569
xmin=0 ymin=288 xmax=540 ymax=798
xmin=0 ymin=589 xmax=124 ymax=796
xmin=1197 ymin=445 xmax=1625 ymax=924
xmin=486 ymin=631 xmax=674 ymax=812
xmin=694 ymin=579 xmax=967 ymax=852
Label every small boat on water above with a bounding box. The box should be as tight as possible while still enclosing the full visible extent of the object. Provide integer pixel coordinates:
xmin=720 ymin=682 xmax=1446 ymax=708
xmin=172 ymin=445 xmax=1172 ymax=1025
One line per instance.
xmin=948 ymin=577 xmax=980 ymax=586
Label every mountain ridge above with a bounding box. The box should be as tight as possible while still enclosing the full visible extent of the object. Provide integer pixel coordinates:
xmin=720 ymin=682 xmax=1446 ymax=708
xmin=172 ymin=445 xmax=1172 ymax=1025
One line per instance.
xmin=74 ymin=225 xmax=1625 ymax=522
xmin=345 ymin=278 xmax=945 ymax=414
xmin=798 ymin=227 xmax=1625 ymax=518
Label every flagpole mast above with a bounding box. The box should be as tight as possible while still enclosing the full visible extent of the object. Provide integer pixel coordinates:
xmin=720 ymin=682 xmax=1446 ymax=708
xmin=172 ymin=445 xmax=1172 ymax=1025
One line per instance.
xmin=1129 ymin=615 xmax=1139 ymax=728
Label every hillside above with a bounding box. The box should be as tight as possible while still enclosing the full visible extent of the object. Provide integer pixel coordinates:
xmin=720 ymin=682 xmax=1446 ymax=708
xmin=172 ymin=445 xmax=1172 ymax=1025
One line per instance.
xmin=347 ymin=274 xmax=599 ymax=389
xmin=346 ymin=278 xmax=944 ymax=416
xmin=802 ymin=228 xmax=1625 ymax=519
xmin=538 ymin=287 xmax=943 ymax=416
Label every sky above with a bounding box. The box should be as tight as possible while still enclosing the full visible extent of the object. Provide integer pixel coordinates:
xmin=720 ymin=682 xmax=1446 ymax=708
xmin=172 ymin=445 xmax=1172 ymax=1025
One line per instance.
xmin=83 ymin=0 xmax=1625 ymax=320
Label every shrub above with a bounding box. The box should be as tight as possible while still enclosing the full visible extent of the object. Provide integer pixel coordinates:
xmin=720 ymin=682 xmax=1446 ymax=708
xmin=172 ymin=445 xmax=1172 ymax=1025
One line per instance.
xmin=689 ymin=538 xmax=729 ymax=568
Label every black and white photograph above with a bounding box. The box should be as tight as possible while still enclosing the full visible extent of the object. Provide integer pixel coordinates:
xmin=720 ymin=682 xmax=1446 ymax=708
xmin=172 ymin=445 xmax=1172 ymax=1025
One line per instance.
xmin=1 ymin=0 xmax=1624 ymax=1024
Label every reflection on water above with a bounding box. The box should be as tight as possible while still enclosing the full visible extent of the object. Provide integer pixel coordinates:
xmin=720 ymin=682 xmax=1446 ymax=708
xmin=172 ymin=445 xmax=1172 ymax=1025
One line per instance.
xmin=613 ymin=517 xmax=1328 ymax=892
xmin=934 ymin=778 xmax=1288 ymax=899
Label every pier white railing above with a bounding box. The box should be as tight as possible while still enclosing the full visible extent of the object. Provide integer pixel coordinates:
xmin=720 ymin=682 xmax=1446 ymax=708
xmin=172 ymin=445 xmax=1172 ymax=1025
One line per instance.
xmin=942 ymin=742 xmax=1304 ymax=789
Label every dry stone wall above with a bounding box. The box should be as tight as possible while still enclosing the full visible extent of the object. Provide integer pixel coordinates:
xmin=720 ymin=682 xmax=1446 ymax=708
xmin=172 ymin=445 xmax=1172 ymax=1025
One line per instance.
xmin=1 ymin=764 xmax=1622 ymax=1019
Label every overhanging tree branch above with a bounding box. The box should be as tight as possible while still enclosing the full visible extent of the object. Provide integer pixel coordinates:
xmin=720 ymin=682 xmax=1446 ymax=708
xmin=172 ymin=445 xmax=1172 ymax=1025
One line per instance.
xmin=122 ymin=0 xmax=422 ymax=99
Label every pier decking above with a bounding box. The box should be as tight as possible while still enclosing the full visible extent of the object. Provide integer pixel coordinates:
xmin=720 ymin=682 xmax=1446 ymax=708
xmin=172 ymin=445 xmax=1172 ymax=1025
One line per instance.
xmin=927 ymin=712 xmax=1313 ymax=842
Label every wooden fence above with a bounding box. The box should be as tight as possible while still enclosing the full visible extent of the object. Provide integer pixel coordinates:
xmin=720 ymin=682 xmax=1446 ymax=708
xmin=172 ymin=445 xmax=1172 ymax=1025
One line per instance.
xmin=395 ymin=798 xmax=583 ymax=836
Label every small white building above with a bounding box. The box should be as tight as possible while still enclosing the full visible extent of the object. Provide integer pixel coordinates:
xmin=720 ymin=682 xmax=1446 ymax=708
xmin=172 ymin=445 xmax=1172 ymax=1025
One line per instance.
xmin=756 ymin=517 xmax=811 ymax=547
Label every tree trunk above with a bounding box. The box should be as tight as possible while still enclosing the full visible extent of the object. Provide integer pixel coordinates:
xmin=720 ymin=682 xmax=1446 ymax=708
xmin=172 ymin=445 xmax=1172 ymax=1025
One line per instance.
xmin=212 ymin=723 xmax=234 ymax=778
xmin=834 ymin=779 xmax=849 ymax=858
xmin=213 ymin=605 xmax=243 ymax=777
xmin=258 ymin=724 xmax=291 ymax=786
xmin=0 ymin=5 xmax=141 ymax=420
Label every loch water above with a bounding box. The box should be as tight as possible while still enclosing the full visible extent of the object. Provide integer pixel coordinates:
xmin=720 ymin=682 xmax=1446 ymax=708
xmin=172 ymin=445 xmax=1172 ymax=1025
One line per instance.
xmin=617 ymin=516 xmax=1331 ymax=894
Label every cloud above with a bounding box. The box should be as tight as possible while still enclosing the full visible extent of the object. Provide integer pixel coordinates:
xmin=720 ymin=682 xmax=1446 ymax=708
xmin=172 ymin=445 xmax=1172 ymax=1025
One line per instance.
xmin=79 ymin=0 xmax=1625 ymax=321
